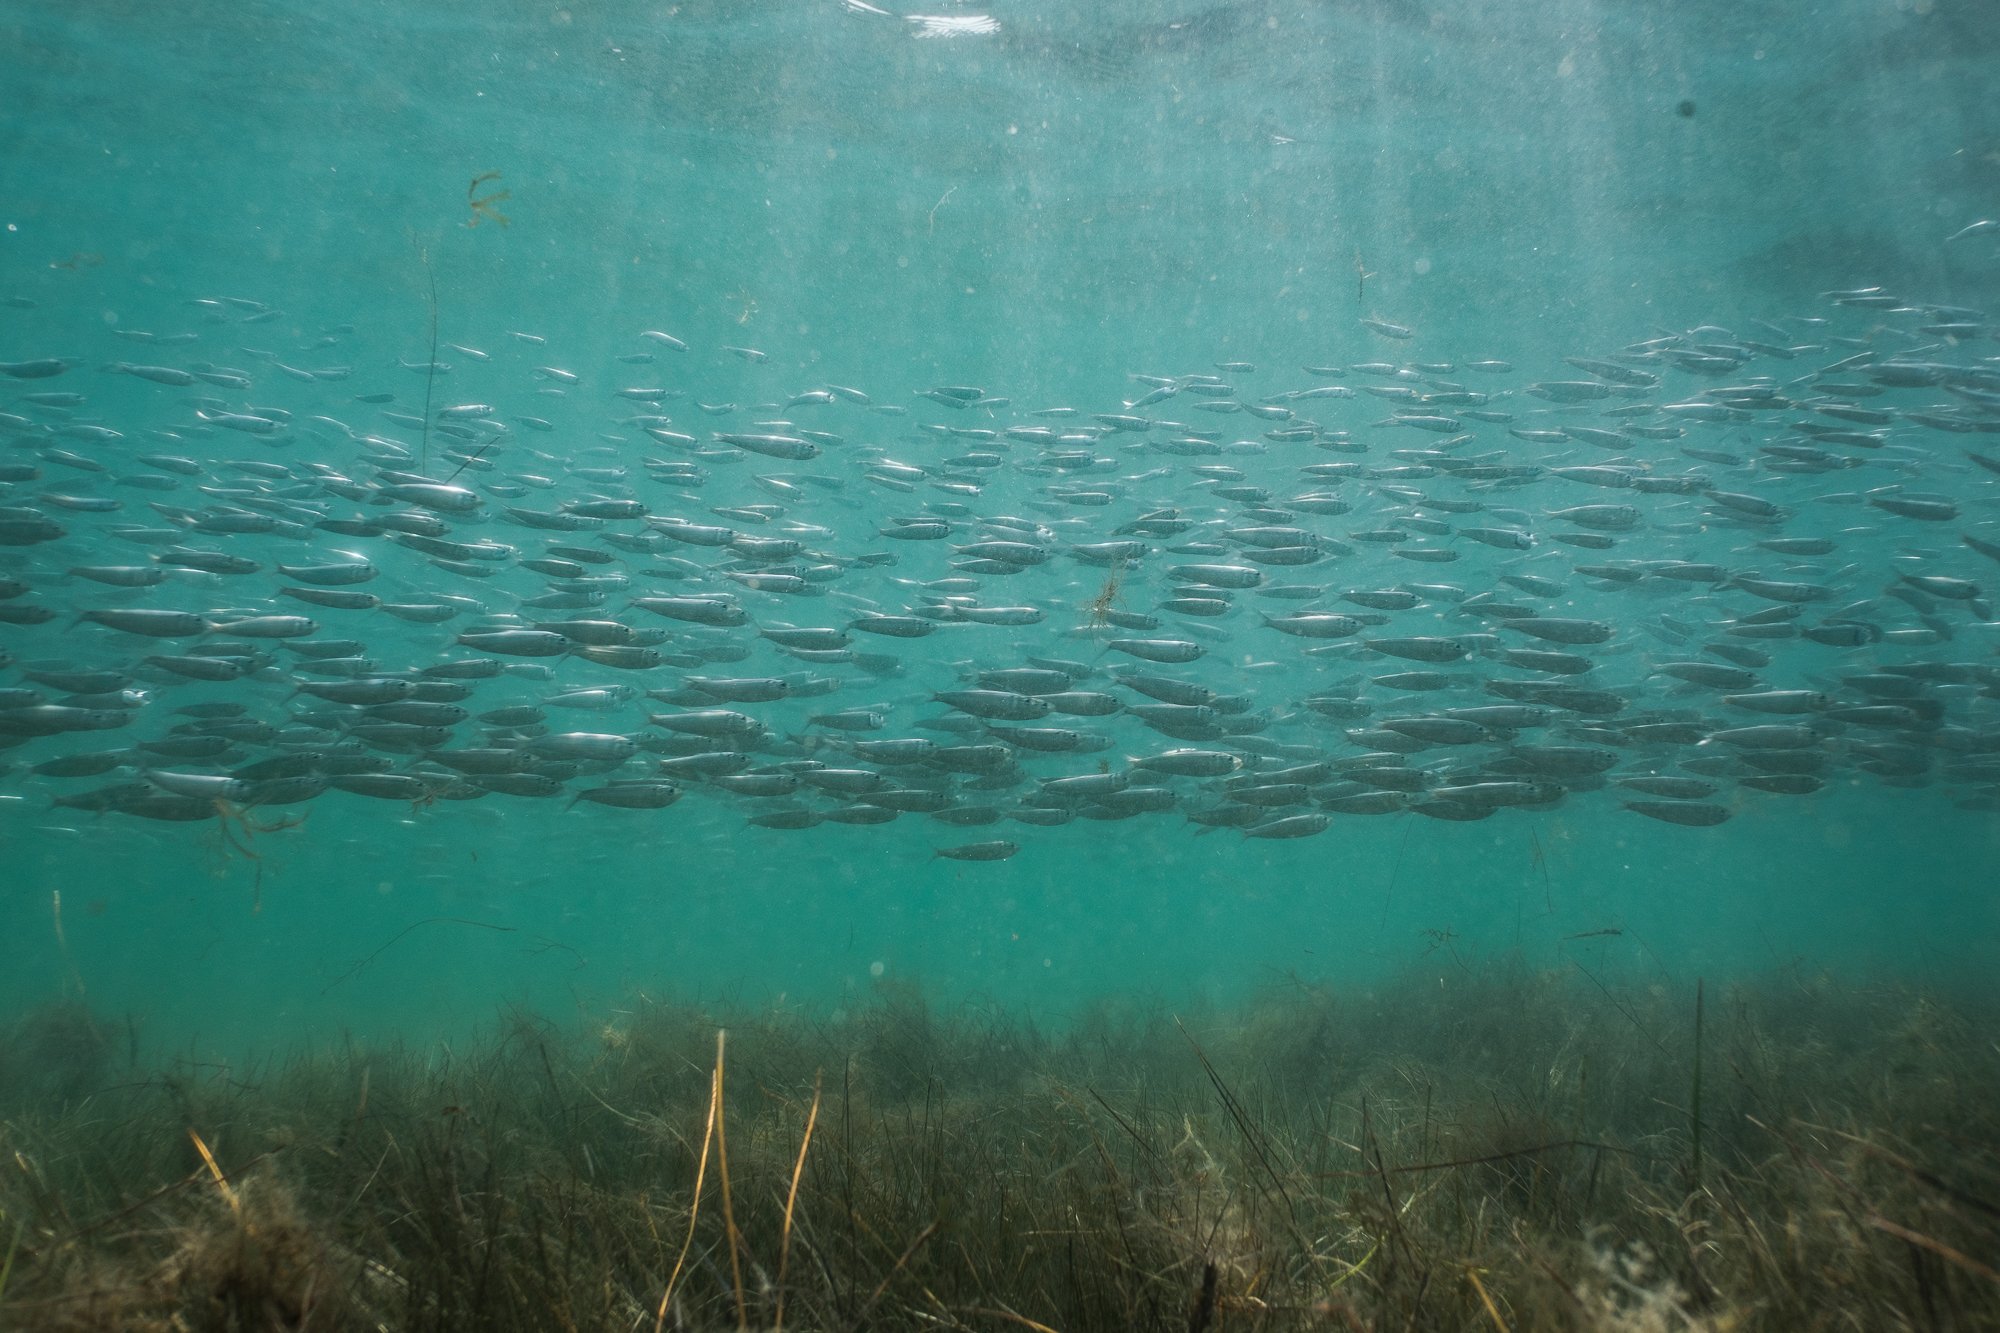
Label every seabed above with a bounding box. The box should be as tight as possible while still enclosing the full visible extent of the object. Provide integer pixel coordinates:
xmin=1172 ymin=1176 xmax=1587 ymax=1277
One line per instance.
xmin=1 ymin=964 xmax=1995 ymax=1332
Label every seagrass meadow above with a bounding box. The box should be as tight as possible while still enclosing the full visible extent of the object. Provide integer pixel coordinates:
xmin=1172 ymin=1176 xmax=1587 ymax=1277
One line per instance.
xmin=1 ymin=969 xmax=1998 ymax=1330
xmin=5 ymin=0 xmax=2000 ymax=1327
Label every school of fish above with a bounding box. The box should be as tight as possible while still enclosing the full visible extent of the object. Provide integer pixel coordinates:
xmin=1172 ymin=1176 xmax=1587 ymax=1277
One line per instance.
xmin=3 ymin=284 xmax=1999 ymax=860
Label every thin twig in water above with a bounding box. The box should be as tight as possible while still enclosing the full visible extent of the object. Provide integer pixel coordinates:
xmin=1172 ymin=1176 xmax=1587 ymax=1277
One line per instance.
xmin=442 ymin=432 xmax=501 ymax=485
xmin=1689 ymin=977 xmax=1706 ymax=1194
xmin=854 ymin=1218 xmax=941 ymax=1324
xmin=1310 ymin=1139 xmax=1639 ymax=1179
xmin=52 ymin=889 xmax=84 ymax=997
xmin=1176 ymin=1017 xmax=1301 ymax=1232
xmin=1382 ymin=815 xmax=1417 ymax=930
xmin=421 ymin=249 xmax=437 ymax=476
xmin=1087 ymin=1086 xmax=1165 ymax=1167
xmin=60 ymin=1152 xmax=279 ymax=1244
xmin=321 ymin=917 xmax=517 ymax=994
xmin=1567 ymin=957 xmax=1669 ymax=1057
xmin=1813 ymin=1124 xmax=2000 ymax=1222
xmin=1529 ymin=827 xmax=1552 ymax=914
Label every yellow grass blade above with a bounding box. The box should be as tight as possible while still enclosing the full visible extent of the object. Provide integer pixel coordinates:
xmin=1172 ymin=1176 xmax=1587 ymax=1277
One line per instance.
xmin=964 ymin=1305 xmax=1062 ymax=1333
xmin=1465 ymin=1266 xmax=1510 ymax=1332
xmin=774 ymin=1074 xmax=822 ymax=1332
xmin=712 ymin=1030 xmax=747 ymax=1330
xmin=187 ymin=1129 xmax=239 ymax=1216
xmin=654 ymin=1032 xmax=723 ymax=1333
xmin=1868 ymin=1214 xmax=2000 ymax=1285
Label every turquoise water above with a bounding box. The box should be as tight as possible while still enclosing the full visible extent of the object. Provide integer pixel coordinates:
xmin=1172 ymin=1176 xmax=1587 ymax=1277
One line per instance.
xmin=2 ymin=0 xmax=1998 ymax=1062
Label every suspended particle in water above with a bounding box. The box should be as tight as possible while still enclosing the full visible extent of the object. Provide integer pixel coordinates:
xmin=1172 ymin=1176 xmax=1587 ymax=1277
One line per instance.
xmin=467 ymin=171 xmax=511 ymax=227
